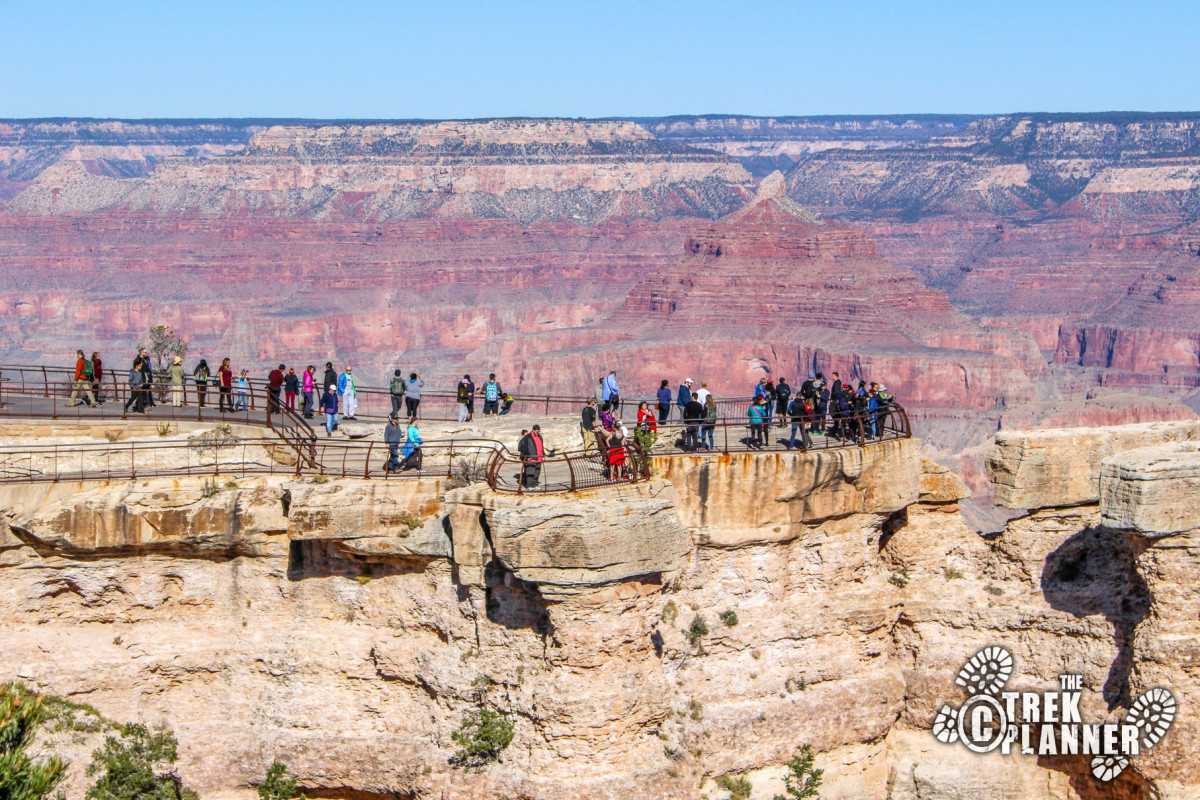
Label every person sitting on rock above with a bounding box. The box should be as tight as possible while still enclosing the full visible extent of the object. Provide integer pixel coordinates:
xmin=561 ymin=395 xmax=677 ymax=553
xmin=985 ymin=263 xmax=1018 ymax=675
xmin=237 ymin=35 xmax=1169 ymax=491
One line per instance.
xmin=400 ymin=418 xmax=423 ymax=471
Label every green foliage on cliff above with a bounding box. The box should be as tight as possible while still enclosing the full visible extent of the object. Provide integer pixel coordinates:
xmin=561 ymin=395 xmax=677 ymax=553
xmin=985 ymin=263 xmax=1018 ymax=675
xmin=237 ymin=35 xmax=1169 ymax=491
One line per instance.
xmin=686 ymin=614 xmax=708 ymax=645
xmin=0 ymin=683 xmax=68 ymax=800
xmin=256 ymin=760 xmax=304 ymax=800
xmin=450 ymin=707 xmax=514 ymax=772
xmin=85 ymin=723 xmax=197 ymax=800
xmin=717 ymin=774 xmax=753 ymax=800
xmin=772 ymin=744 xmax=823 ymax=800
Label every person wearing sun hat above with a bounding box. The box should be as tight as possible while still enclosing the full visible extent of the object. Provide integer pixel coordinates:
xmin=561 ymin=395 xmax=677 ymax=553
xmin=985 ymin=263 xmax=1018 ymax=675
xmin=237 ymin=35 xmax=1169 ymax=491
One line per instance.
xmin=165 ymin=355 xmax=186 ymax=407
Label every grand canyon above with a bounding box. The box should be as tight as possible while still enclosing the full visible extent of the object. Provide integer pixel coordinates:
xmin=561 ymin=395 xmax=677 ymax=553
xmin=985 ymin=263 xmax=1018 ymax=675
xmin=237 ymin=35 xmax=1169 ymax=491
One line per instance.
xmin=4 ymin=113 xmax=1200 ymax=799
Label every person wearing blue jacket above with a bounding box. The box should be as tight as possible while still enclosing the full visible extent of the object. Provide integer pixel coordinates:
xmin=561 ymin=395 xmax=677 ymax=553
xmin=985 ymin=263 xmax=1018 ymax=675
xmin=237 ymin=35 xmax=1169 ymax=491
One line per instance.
xmin=677 ymin=379 xmax=693 ymax=414
xmin=399 ymin=418 xmax=423 ymax=471
xmin=320 ymin=387 xmax=339 ymax=436
xmin=656 ymin=380 xmax=672 ymax=422
xmin=748 ymin=397 xmax=768 ymax=448
xmin=602 ymin=370 xmax=621 ymax=414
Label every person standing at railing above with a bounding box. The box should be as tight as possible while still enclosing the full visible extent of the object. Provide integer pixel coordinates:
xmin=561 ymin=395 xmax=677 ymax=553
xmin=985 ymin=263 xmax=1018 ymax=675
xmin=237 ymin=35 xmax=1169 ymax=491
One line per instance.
xmin=91 ymin=352 xmax=104 ymax=404
xmin=194 ymin=359 xmax=210 ymax=408
xmin=406 ymin=372 xmax=424 ymax=419
xmin=167 ymin=357 xmax=185 ymax=407
xmin=337 ymin=366 xmax=358 ymax=419
xmin=302 ymin=366 xmax=316 ymax=419
xmin=124 ymin=358 xmax=142 ymax=413
xmin=875 ymin=385 xmax=894 ymax=438
xmin=217 ymin=358 xmax=233 ymax=413
xmin=636 ymin=401 xmax=657 ymax=434
xmin=235 ymin=370 xmax=250 ymax=411
xmin=774 ymin=378 xmax=792 ymax=429
xmin=602 ymin=370 xmax=621 ymax=414
xmin=812 ymin=378 xmax=829 ymax=435
xmin=518 ymin=425 xmax=544 ymax=488
xmin=462 ymin=375 xmax=475 ymax=421
xmin=322 ymin=362 xmax=338 ymax=395
xmin=580 ymin=397 xmax=601 ymax=451
xmin=656 ymin=380 xmax=672 ymax=422
xmin=480 ymin=374 xmax=500 ymax=417
xmin=677 ymin=379 xmax=693 ymax=416
xmin=455 ymin=375 xmax=470 ymax=422
xmin=389 ymin=370 xmax=408 ymax=418
xmin=606 ymin=423 xmax=628 ymax=480
xmin=748 ymin=396 xmax=768 ymax=448
xmin=695 ymin=381 xmax=711 ymax=406
xmin=788 ymin=394 xmax=813 ymax=450
xmin=284 ymin=368 xmax=299 ymax=412
xmin=384 ymin=413 xmax=403 ymax=472
xmin=320 ymin=385 xmax=339 ymax=436
xmin=137 ymin=348 xmax=158 ymax=409
xmin=701 ymin=395 xmax=718 ymax=450
xmin=268 ymin=364 xmax=285 ymax=415
xmin=683 ymin=394 xmax=704 ymax=451
xmin=132 ymin=357 xmax=153 ymax=414
xmin=69 ymin=350 xmax=97 ymax=408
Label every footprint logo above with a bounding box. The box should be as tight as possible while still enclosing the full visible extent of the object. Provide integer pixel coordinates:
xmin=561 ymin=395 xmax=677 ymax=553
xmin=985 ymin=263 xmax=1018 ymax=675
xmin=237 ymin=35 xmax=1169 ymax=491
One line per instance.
xmin=1091 ymin=688 xmax=1178 ymax=780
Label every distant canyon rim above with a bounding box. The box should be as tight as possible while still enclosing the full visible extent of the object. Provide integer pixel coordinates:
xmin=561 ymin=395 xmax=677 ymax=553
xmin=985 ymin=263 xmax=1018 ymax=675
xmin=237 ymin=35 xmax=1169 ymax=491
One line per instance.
xmin=4 ymin=113 xmax=1200 ymax=523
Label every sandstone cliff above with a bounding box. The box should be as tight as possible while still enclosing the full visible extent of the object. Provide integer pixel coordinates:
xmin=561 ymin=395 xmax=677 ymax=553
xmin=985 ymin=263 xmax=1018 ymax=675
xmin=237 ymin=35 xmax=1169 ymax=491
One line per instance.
xmin=3 ymin=421 xmax=1199 ymax=799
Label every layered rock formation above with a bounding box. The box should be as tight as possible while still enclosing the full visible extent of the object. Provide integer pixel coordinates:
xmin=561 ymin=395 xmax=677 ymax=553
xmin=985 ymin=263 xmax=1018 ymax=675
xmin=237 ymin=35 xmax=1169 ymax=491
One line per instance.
xmin=8 ymin=120 xmax=753 ymax=224
xmin=3 ymin=421 xmax=1200 ymax=799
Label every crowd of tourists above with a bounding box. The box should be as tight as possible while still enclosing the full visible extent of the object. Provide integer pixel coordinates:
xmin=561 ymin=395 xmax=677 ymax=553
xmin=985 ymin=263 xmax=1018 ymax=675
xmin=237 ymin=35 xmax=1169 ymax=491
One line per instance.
xmin=63 ymin=353 xmax=899 ymax=485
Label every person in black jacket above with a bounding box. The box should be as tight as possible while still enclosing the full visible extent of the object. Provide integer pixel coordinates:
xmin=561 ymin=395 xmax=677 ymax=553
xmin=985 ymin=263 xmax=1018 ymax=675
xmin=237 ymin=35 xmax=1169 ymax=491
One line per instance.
xmin=787 ymin=395 xmax=812 ymax=450
xmin=518 ymin=425 xmax=545 ymax=488
xmin=580 ymin=398 xmax=599 ymax=451
xmin=683 ymin=395 xmax=705 ymax=451
xmin=774 ymin=378 xmax=792 ymax=428
xmin=812 ymin=380 xmax=829 ymax=435
xmin=322 ymin=362 xmax=338 ymax=395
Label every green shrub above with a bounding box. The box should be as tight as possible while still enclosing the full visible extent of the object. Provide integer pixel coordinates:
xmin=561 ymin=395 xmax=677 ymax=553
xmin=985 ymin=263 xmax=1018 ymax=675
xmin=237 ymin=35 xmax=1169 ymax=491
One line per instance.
xmin=772 ymin=744 xmax=823 ymax=799
xmin=0 ymin=683 xmax=68 ymax=800
xmin=719 ymin=609 xmax=739 ymax=627
xmin=256 ymin=760 xmax=303 ymax=800
xmin=686 ymin=614 xmax=708 ymax=646
xmin=943 ymin=566 xmax=965 ymax=581
xmin=888 ymin=566 xmax=910 ymax=588
xmin=661 ymin=600 xmax=678 ymax=625
xmin=717 ymin=774 xmax=753 ymax=800
xmin=85 ymin=723 xmax=197 ymax=800
xmin=451 ymin=708 xmax=514 ymax=771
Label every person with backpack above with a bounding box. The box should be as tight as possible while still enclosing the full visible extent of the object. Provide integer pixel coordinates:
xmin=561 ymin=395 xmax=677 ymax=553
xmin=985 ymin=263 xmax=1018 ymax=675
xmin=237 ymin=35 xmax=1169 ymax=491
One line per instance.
xmin=194 ymin=359 xmax=210 ymax=409
xmin=656 ymin=380 xmax=672 ymax=422
xmin=405 ymin=372 xmax=424 ymax=419
xmin=602 ymin=370 xmax=621 ymax=414
xmin=320 ymin=385 xmax=339 ymax=436
xmin=284 ymin=368 xmax=300 ymax=412
xmin=788 ymin=395 xmax=812 ymax=450
xmin=774 ymin=378 xmax=792 ymax=428
xmin=302 ymin=366 xmax=316 ymax=418
xmin=481 ymin=374 xmax=502 ymax=417
xmin=701 ymin=395 xmax=718 ymax=450
xmin=168 ymin=356 xmax=186 ymax=407
xmin=390 ymin=370 xmax=408 ymax=418
xmin=69 ymin=350 xmax=97 ymax=407
xmin=748 ymin=396 xmax=768 ymax=448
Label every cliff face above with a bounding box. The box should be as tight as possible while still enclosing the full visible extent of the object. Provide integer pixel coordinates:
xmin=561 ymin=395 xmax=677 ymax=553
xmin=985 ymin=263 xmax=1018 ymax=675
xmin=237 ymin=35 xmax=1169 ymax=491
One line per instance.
xmin=7 ymin=121 xmax=753 ymax=224
xmin=3 ymin=423 xmax=1199 ymax=799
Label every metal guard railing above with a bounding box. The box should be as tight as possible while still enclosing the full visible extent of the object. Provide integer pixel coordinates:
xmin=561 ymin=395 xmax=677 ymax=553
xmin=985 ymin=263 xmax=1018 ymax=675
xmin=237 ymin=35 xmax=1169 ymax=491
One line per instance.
xmin=485 ymin=440 xmax=651 ymax=495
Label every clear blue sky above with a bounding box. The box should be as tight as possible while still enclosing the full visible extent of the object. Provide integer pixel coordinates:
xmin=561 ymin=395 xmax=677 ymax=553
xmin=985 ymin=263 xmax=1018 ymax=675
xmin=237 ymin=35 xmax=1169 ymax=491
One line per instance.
xmin=2 ymin=0 xmax=1196 ymax=118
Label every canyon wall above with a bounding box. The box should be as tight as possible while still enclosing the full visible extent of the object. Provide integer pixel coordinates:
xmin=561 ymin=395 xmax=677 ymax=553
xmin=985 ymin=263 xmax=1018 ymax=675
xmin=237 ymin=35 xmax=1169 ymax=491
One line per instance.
xmin=2 ymin=422 xmax=1198 ymax=799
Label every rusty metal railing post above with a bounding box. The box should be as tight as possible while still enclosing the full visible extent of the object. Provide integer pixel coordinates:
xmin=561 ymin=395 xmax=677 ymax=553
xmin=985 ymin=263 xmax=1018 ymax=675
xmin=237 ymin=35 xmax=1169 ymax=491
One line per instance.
xmin=363 ymin=442 xmax=373 ymax=479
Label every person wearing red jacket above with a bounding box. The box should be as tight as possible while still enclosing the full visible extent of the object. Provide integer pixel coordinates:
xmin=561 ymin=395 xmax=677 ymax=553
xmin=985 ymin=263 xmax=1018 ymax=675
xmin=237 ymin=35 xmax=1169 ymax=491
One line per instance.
xmin=219 ymin=358 xmax=233 ymax=412
xmin=90 ymin=352 xmax=104 ymax=404
xmin=69 ymin=349 xmax=96 ymax=407
xmin=267 ymin=364 xmax=285 ymax=415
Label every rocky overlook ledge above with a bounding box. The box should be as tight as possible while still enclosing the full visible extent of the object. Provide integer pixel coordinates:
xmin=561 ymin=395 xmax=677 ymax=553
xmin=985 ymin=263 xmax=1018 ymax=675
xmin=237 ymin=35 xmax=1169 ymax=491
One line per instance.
xmin=2 ymin=419 xmax=1200 ymax=799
